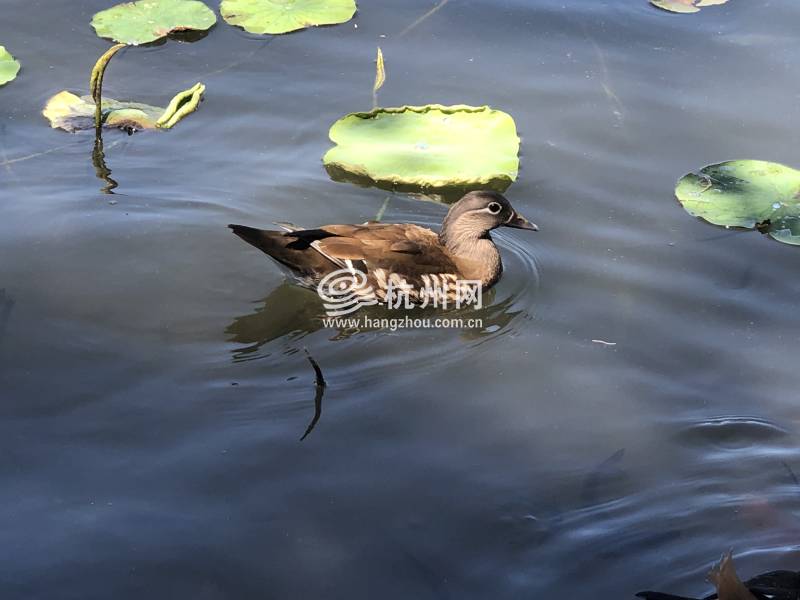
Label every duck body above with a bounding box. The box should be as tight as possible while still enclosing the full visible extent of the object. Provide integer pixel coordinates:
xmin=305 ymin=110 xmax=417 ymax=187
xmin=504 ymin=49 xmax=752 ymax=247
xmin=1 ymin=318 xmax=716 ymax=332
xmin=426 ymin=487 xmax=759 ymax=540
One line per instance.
xmin=229 ymin=191 xmax=537 ymax=303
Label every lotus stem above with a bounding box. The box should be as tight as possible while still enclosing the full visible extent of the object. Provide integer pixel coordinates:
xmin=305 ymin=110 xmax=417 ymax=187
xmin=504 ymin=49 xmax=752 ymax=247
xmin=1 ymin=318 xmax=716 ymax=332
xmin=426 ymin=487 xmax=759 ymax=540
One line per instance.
xmin=90 ymin=43 xmax=126 ymax=130
xmin=156 ymin=82 xmax=205 ymax=129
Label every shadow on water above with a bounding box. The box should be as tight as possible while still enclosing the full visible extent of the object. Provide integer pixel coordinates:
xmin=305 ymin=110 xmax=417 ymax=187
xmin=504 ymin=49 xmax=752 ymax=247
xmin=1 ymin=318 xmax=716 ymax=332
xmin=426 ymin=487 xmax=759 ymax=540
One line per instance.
xmin=325 ymin=163 xmax=512 ymax=204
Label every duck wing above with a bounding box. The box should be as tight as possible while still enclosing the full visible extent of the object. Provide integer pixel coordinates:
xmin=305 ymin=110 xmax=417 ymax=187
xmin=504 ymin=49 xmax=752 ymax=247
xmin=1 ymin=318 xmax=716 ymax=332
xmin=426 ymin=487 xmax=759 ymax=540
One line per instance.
xmin=316 ymin=223 xmax=455 ymax=268
xmin=229 ymin=223 xmax=458 ymax=289
xmin=315 ymin=223 xmax=464 ymax=297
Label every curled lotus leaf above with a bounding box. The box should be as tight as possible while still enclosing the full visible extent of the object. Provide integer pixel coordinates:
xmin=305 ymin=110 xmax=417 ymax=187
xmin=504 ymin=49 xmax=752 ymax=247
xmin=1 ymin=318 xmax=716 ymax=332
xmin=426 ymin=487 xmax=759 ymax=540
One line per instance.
xmin=650 ymin=0 xmax=728 ymax=14
xmin=91 ymin=0 xmax=217 ymax=45
xmin=220 ymin=0 xmax=357 ymax=35
xmin=43 ymin=83 xmax=205 ymax=133
xmin=675 ymin=160 xmax=800 ymax=246
xmin=322 ymin=104 xmax=520 ymax=191
xmin=0 ymin=46 xmax=20 ymax=86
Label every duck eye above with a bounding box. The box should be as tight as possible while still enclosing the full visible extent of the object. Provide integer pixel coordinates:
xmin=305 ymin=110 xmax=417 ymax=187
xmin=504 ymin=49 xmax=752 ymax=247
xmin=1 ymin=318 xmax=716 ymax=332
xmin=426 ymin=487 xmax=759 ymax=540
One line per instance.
xmin=487 ymin=202 xmax=502 ymax=214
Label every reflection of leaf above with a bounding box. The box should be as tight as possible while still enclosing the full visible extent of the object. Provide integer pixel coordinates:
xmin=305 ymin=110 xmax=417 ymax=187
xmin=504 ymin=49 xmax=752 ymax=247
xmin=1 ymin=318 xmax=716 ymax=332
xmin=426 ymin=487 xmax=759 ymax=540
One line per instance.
xmin=220 ymin=0 xmax=357 ymax=35
xmin=650 ymin=0 xmax=728 ymax=13
xmin=91 ymin=0 xmax=217 ymax=45
xmin=323 ymin=104 xmax=520 ymax=191
xmin=43 ymin=83 xmax=205 ymax=133
xmin=0 ymin=46 xmax=20 ymax=86
xmin=675 ymin=160 xmax=800 ymax=246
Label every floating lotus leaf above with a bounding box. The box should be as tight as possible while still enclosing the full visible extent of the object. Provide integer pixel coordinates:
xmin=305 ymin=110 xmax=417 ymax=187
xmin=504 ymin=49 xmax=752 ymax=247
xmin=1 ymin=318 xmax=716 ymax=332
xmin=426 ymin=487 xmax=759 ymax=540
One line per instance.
xmin=675 ymin=160 xmax=800 ymax=246
xmin=322 ymin=105 xmax=520 ymax=191
xmin=650 ymin=0 xmax=728 ymax=14
xmin=220 ymin=0 xmax=357 ymax=35
xmin=91 ymin=0 xmax=217 ymax=45
xmin=0 ymin=46 xmax=20 ymax=86
xmin=43 ymin=83 xmax=205 ymax=133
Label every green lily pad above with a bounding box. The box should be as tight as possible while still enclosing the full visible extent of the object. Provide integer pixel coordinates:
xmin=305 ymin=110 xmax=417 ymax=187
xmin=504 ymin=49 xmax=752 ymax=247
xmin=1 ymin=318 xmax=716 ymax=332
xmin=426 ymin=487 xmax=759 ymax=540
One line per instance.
xmin=322 ymin=105 xmax=520 ymax=191
xmin=0 ymin=46 xmax=20 ymax=86
xmin=91 ymin=0 xmax=217 ymax=45
xmin=675 ymin=160 xmax=800 ymax=246
xmin=220 ymin=0 xmax=357 ymax=35
xmin=650 ymin=0 xmax=728 ymax=14
xmin=43 ymin=83 xmax=205 ymax=133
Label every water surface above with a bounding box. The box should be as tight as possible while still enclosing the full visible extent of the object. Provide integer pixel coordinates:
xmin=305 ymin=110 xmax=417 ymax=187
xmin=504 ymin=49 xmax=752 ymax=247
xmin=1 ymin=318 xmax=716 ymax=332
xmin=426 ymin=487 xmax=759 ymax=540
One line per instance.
xmin=2 ymin=0 xmax=800 ymax=598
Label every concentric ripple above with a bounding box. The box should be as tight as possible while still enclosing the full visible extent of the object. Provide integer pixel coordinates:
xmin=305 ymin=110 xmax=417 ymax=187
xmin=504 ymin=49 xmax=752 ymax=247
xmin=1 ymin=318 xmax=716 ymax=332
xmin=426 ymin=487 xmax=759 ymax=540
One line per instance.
xmin=225 ymin=205 xmax=541 ymax=386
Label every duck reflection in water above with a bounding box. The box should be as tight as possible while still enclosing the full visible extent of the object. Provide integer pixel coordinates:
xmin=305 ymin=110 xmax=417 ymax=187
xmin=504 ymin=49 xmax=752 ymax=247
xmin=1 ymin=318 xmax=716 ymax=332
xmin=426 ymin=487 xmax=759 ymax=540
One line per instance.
xmin=225 ymin=282 xmax=523 ymax=360
xmin=225 ymin=281 xmax=524 ymax=439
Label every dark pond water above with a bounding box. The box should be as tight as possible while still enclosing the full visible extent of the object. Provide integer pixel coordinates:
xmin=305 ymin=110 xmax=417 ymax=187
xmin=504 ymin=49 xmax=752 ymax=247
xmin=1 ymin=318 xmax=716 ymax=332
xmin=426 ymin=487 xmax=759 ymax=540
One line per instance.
xmin=2 ymin=0 xmax=800 ymax=598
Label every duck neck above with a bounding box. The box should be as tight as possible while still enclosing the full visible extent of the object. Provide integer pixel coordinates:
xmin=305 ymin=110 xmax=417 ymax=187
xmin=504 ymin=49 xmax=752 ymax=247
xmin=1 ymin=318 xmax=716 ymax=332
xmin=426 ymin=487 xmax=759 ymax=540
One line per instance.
xmin=439 ymin=229 xmax=502 ymax=287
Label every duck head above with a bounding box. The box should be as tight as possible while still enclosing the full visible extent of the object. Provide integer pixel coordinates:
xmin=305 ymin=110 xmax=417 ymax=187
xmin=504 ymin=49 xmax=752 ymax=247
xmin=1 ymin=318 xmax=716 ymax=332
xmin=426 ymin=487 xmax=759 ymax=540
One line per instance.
xmin=439 ymin=191 xmax=538 ymax=249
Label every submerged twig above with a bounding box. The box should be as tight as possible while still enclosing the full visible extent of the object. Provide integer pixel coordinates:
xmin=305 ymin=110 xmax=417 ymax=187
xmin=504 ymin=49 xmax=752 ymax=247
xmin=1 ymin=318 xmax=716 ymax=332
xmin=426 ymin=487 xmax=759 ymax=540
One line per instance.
xmin=397 ymin=0 xmax=449 ymax=38
xmin=300 ymin=348 xmax=327 ymax=441
xmin=0 ymin=142 xmax=77 ymax=167
xmin=0 ymin=138 xmax=124 ymax=169
xmin=90 ymin=43 xmax=126 ymax=130
xmin=374 ymin=196 xmax=391 ymax=222
xmin=782 ymin=461 xmax=800 ymax=489
xmin=191 ymin=38 xmax=274 ymax=82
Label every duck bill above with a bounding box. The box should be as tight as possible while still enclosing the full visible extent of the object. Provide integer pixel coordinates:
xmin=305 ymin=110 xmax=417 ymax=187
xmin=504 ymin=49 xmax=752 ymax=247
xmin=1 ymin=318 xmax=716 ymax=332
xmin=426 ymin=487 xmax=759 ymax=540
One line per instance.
xmin=505 ymin=211 xmax=539 ymax=231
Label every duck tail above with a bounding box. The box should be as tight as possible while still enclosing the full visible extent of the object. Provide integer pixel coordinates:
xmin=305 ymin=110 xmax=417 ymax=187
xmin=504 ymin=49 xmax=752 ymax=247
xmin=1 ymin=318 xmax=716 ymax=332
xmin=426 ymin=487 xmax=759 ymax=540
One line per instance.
xmin=228 ymin=224 xmax=333 ymax=278
xmin=228 ymin=224 xmax=271 ymax=248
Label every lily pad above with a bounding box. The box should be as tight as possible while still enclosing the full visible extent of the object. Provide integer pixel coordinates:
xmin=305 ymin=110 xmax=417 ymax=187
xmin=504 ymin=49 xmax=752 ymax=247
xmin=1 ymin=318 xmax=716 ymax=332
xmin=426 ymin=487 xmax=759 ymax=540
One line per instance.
xmin=91 ymin=0 xmax=217 ymax=45
xmin=43 ymin=83 xmax=205 ymax=133
xmin=220 ymin=0 xmax=357 ymax=35
xmin=0 ymin=46 xmax=20 ymax=86
xmin=650 ymin=0 xmax=728 ymax=14
xmin=675 ymin=160 xmax=800 ymax=246
xmin=322 ymin=105 xmax=520 ymax=191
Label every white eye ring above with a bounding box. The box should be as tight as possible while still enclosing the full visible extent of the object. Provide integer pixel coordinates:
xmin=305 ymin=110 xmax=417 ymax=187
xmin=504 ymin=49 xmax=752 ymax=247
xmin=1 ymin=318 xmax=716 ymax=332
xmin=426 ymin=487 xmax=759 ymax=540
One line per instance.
xmin=487 ymin=202 xmax=502 ymax=214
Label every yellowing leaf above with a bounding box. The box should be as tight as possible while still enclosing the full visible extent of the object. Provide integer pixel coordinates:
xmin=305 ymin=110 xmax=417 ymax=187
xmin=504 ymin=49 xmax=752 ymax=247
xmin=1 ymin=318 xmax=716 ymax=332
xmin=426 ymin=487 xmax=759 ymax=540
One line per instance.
xmin=373 ymin=47 xmax=385 ymax=95
xmin=43 ymin=84 xmax=205 ymax=133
